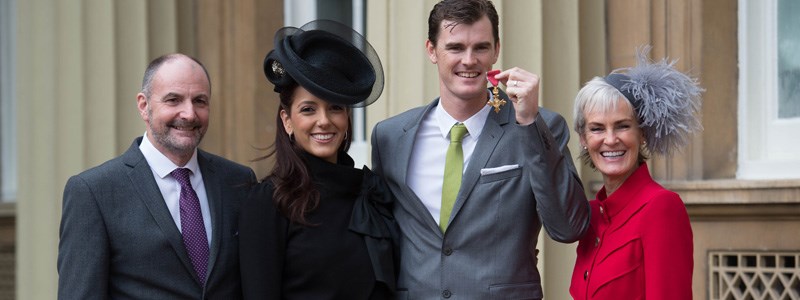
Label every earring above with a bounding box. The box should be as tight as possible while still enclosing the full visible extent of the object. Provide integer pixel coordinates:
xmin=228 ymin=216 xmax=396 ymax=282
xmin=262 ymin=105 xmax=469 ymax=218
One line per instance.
xmin=289 ymin=132 xmax=295 ymax=142
xmin=344 ymin=132 xmax=348 ymax=141
xmin=582 ymin=146 xmax=587 ymax=150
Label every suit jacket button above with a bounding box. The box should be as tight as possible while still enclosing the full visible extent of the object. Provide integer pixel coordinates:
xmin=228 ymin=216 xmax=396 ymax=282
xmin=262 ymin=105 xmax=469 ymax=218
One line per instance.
xmin=584 ymin=270 xmax=588 ymax=280
xmin=443 ymin=247 xmax=453 ymax=256
xmin=442 ymin=289 xmax=452 ymax=298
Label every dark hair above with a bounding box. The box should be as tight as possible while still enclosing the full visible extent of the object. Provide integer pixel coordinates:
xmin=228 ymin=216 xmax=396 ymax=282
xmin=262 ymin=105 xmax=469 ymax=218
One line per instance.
xmin=141 ymin=53 xmax=211 ymax=98
xmin=258 ymin=84 xmax=353 ymax=225
xmin=427 ymin=0 xmax=500 ymax=46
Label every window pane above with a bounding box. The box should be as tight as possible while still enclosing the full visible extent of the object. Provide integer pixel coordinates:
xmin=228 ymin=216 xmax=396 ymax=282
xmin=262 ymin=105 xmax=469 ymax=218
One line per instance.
xmin=778 ymin=0 xmax=800 ymax=119
xmin=0 ymin=0 xmax=17 ymax=201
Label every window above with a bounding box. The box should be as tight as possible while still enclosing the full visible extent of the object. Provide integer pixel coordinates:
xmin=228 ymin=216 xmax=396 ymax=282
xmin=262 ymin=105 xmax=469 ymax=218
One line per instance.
xmin=0 ymin=0 xmax=17 ymax=202
xmin=777 ymin=0 xmax=800 ymax=119
xmin=738 ymin=0 xmax=800 ymax=179
xmin=284 ymin=0 xmax=370 ymax=167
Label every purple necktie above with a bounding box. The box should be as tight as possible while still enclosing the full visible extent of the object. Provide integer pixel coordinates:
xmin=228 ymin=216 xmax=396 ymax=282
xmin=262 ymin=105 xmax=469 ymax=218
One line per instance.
xmin=172 ymin=168 xmax=209 ymax=285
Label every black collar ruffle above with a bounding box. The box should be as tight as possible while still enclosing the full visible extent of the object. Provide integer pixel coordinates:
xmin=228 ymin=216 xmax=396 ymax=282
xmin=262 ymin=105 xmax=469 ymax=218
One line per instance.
xmin=303 ymin=151 xmax=399 ymax=291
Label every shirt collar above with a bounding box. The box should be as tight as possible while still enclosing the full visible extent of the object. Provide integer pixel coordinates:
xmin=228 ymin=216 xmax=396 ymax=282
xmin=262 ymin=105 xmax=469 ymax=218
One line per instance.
xmin=139 ymin=133 xmax=200 ymax=179
xmin=434 ymin=100 xmax=491 ymax=140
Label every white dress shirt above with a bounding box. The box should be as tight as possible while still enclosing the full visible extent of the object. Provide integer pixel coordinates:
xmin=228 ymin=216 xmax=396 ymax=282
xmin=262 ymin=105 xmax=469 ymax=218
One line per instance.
xmin=139 ymin=134 xmax=212 ymax=246
xmin=407 ymin=102 xmax=491 ymax=224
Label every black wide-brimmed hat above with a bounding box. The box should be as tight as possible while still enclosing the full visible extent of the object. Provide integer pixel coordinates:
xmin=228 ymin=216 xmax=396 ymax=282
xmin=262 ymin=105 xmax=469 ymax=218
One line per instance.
xmin=263 ymin=19 xmax=384 ymax=108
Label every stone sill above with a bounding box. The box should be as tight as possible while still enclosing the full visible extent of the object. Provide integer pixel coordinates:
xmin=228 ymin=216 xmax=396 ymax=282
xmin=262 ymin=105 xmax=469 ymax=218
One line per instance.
xmin=659 ymin=179 xmax=800 ymax=220
xmin=662 ymin=179 xmax=800 ymax=205
xmin=588 ymin=178 xmax=800 ymax=219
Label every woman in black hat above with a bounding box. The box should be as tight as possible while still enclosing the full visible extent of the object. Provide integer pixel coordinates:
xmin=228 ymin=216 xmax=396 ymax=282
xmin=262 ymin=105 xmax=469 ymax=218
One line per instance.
xmin=239 ymin=20 xmax=397 ymax=299
xmin=569 ymin=47 xmax=702 ymax=299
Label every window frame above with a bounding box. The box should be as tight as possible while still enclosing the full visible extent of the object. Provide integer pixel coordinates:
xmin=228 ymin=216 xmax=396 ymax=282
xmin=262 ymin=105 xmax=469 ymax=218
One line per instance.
xmin=737 ymin=0 xmax=800 ymax=179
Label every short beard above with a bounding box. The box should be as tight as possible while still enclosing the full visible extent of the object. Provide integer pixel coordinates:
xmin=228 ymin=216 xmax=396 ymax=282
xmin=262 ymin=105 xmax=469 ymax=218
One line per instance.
xmin=147 ymin=107 xmax=204 ymax=156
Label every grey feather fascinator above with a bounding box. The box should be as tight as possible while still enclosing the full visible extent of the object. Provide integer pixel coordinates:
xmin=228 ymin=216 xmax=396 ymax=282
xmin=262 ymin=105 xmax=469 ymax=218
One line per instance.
xmin=605 ymin=46 xmax=703 ymax=156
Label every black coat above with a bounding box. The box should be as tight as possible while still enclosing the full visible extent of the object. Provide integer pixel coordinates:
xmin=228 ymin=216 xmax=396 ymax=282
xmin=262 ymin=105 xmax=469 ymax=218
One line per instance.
xmin=239 ymin=152 xmax=398 ymax=299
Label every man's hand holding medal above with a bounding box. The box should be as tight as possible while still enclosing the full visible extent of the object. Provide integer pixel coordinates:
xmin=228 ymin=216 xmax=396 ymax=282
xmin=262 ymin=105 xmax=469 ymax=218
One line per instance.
xmin=486 ymin=68 xmax=540 ymax=125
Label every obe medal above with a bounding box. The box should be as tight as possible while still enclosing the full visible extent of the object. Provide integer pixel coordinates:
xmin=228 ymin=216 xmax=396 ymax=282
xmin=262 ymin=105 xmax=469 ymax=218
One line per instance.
xmin=486 ymin=69 xmax=506 ymax=113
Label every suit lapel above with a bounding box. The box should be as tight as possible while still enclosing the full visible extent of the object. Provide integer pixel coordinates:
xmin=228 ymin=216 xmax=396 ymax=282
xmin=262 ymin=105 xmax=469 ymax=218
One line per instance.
xmin=450 ymin=92 xmax=512 ymax=223
xmin=197 ymin=151 xmax=222 ymax=285
xmin=122 ymin=138 xmax=198 ymax=284
xmin=398 ymin=100 xmax=445 ymax=235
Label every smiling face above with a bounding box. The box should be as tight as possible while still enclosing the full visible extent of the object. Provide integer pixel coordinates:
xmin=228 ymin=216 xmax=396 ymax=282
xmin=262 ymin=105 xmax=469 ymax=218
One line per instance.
xmin=280 ymin=86 xmax=350 ymax=163
xmin=137 ymin=56 xmax=210 ymax=166
xmin=427 ymin=15 xmax=499 ymax=107
xmin=580 ymin=97 xmax=645 ymax=192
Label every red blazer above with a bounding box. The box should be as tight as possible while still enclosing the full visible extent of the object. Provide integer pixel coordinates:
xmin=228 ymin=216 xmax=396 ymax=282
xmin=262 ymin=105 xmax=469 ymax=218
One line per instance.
xmin=570 ymin=163 xmax=693 ymax=299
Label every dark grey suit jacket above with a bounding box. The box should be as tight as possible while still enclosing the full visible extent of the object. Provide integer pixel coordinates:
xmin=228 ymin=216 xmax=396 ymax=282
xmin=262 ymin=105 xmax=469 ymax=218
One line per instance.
xmin=58 ymin=137 xmax=256 ymax=299
xmin=371 ymin=95 xmax=590 ymax=299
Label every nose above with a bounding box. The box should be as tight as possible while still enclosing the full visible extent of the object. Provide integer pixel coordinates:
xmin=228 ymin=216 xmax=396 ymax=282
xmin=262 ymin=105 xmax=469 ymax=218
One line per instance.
xmin=461 ymin=49 xmax=477 ymax=65
xmin=603 ymin=130 xmax=618 ymax=145
xmin=316 ymin=110 xmax=332 ymax=127
xmin=178 ymin=99 xmax=198 ymax=120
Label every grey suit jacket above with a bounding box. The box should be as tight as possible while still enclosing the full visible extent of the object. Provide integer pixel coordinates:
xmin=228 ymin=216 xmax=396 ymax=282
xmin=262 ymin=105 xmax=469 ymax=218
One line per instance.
xmin=58 ymin=137 xmax=256 ymax=300
xmin=371 ymin=96 xmax=590 ymax=299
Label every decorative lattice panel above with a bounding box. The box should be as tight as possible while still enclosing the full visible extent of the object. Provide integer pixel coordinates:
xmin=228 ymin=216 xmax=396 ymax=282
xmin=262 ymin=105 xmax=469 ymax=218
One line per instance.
xmin=709 ymin=251 xmax=800 ymax=300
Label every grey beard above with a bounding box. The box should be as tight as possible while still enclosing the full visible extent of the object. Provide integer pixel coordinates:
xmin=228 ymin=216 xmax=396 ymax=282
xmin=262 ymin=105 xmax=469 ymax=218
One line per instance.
xmin=147 ymin=108 xmax=204 ymax=155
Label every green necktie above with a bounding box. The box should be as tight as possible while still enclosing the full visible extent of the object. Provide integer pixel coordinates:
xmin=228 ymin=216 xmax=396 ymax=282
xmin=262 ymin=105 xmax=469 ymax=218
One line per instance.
xmin=440 ymin=123 xmax=468 ymax=232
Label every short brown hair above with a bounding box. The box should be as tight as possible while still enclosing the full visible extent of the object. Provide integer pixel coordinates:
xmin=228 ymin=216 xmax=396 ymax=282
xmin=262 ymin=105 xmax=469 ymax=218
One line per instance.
xmin=427 ymin=0 xmax=500 ymax=46
xmin=141 ymin=53 xmax=210 ymax=98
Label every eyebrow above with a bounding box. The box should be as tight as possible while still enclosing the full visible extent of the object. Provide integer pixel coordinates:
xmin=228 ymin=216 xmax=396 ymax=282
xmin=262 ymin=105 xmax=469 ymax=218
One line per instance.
xmin=159 ymin=92 xmax=209 ymax=103
xmin=443 ymin=42 xmax=464 ymax=48
xmin=294 ymin=100 xmax=326 ymax=110
xmin=443 ymin=41 xmax=493 ymax=49
xmin=295 ymin=99 xmax=319 ymax=106
xmin=161 ymin=92 xmax=182 ymax=100
xmin=588 ymin=118 xmax=636 ymax=126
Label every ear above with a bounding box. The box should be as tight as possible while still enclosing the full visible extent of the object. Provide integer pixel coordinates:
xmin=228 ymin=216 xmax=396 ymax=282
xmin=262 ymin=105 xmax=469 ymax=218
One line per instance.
xmin=137 ymin=93 xmax=149 ymax=122
xmin=280 ymin=109 xmax=292 ymax=135
xmin=426 ymin=40 xmax=438 ymax=64
xmin=578 ymin=134 xmax=588 ymax=149
xmin=492 ymin=40 xmax=501 ymax=63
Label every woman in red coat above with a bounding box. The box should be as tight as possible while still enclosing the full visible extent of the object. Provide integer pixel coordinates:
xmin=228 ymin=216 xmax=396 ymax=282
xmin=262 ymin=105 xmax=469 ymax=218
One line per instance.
xmin=569 ymin=46 xmax=702 ymax=299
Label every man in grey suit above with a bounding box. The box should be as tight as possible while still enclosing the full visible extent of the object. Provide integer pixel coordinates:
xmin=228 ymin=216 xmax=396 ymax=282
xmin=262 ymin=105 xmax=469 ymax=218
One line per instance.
xmin=58 ymin=53 xmax=256 ymax=299
xmin=370 ymin=0 xmax=590 ymax=298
